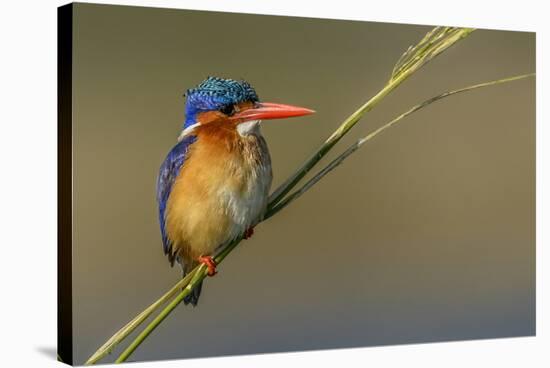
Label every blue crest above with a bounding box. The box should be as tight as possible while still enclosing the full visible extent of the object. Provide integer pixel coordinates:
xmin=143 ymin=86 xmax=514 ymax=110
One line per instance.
xmin=183 ymin=76 xmax=259 ymax=128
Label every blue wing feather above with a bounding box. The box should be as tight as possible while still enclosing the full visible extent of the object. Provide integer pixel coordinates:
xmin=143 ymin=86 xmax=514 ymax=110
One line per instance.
xmin=156 ymin=135 xmax=197 ymax=265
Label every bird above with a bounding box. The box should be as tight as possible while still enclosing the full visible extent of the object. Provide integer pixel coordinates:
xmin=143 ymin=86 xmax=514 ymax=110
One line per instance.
xmin=156 ymin=76 xmax=314 ymax=306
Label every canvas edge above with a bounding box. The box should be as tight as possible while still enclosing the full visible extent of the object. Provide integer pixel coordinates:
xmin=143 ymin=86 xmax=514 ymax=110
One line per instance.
xmin=58 ymin=3 xmax=74 ymax=365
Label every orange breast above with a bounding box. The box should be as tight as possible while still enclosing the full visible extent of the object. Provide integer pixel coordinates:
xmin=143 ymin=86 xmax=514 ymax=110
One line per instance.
xmin=164 ymin=122 xmax=272 ymax=265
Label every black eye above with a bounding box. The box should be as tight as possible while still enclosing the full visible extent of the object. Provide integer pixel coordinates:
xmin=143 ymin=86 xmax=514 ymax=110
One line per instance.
xmin=220 ymin=104 xmax=235 ymax=116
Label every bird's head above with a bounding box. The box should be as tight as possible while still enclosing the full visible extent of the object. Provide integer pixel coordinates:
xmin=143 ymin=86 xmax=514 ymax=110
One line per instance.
xmin=180 ymin=76 xmax=314 ymax=139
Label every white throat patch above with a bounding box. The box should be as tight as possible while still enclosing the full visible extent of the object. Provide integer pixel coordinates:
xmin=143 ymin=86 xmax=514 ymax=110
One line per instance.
xmin=237 ymin=120 xmax=261 ymax=136
xmin=177 ymin=123 xmax=200 ymax=142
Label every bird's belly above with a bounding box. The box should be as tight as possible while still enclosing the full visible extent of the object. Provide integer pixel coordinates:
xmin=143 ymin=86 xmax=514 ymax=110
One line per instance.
xmin=217 ymin=165 xmax=272 ymax=242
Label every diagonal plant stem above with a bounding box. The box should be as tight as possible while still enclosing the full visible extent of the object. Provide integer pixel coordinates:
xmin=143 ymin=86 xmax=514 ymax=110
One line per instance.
xmin=84 ymin=269 xmax=198 ymax=365
xmin=113 ymin=235 xmax=244 ymax=363
xmin=267 ymin=27 xmax=474 ymax=209
xmin=112 ymin=72 xmax=533 ymax=364
xmin=85 ymin=26 xmax=476 ymax=365
xmin=114 ymin=267 xmax=208 ymax=363
xmin=266 ymin=73 xmax=536 ymax=217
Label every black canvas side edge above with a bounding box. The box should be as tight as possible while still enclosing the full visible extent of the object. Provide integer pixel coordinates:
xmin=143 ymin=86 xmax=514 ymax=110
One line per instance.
xmin=58 ymin=3 xmax=73 ymax=365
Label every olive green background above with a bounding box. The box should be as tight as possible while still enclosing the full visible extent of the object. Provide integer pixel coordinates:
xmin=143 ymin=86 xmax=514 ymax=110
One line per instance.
xmin=70 ymin=3 xmax=535 ymax=365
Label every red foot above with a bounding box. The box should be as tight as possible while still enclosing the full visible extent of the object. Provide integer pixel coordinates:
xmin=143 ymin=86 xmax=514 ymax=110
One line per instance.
xmin=198 ymin=255 xmax=217 ymax=276
xmin=244 ymin=227 xmax=255 ymax=240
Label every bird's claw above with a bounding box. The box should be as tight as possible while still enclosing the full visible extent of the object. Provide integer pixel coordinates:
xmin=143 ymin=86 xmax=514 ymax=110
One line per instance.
xmin=244 ymin=227 xmax=255 ymax=240
xmin=198 ymin=255 xmax=217 ymax=276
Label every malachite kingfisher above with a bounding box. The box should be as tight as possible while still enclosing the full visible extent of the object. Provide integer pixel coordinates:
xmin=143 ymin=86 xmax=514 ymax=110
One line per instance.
xmin=156 ymin=77 xmax=314 ymax=306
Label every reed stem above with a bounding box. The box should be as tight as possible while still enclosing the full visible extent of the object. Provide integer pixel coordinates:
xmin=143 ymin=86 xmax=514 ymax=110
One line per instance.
xmin=266 ymin=73 xmax=535 ymax=217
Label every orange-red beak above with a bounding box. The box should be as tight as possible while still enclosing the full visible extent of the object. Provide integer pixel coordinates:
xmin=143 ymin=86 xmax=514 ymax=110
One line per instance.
xmin=230 ymin=102 xmax=315 ymax=122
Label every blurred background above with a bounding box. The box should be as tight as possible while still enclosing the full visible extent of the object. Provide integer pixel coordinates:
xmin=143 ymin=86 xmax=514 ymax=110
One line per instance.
xmin=71 ymin=3 xmax=535 ymax=364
